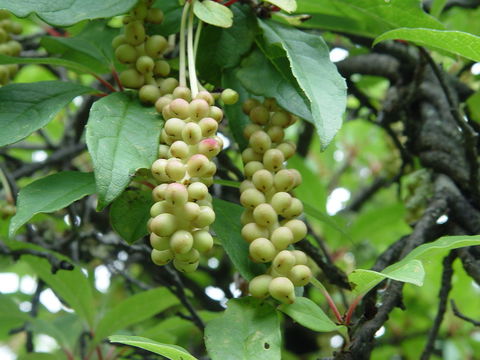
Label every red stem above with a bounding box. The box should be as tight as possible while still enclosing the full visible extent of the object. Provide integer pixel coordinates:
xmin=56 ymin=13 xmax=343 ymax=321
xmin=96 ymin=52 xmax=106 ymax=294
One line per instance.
xmin=92 ymin=74 xmax=117 ymax=93
xmin=96 ymin=346 xmax=104 ymax=360
xmin=321 ymin=289 xmax=343 ymax=324
xmin=62 ymin=348 xmax=74 ymax=360
xmin=344 ymin=295 xmax=363 ymax=326
xmin=140 ymin=181 xmax=155 ymax=190
xmin=224 ymin=0 xmax=241 ymax=6
xmin=111 ymin=68 xmax=124 ymax=92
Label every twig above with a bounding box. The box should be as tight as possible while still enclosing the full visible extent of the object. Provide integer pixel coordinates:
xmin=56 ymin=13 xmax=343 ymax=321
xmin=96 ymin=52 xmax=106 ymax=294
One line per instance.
xmin=451 ymin=299 xmax=480 ymax=326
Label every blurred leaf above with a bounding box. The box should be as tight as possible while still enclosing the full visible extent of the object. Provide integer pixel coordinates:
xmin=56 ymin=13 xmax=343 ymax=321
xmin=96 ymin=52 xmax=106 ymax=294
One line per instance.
xmin=193 ymin=0 xmax=233 ymax=28
xmin=109 ymin=335 xmax=197 ymax=360
xmin=430 ymin=0 xmax=447 ymax=17
xmin=237 ymin=49 xmax=312 ymax=122
xmin=467 ymin=90 xmax=480 ymax=122
xmin=29 ymin=318 xmax=73 ymax=349
xmin=18 ymin=354 xmax=59 ymax=360
xmin=86 ymin=92 xmax=162 ymax=210
xmin=41 ymin=21 xmax=119 ymax=74
xmin=0 ymin=81 xmax=94 ymax=147
xmin=110 ymin=190 xmax=153 ymax=244
xmin=263 ymin=0 xmax=297 ymax=13
xmin=374 ymin=28 xmax=480 ymax=62
xmin=205 ymin=297 xmax=281 ymax=360
xmin=295 ymin=0 xmax=443 ymax=38
xmin=0 ymin=54 xmax=96 ymax=74
xmin=197 ymin=4 xmax=257 ymax=85
xmin=212 ymin=199 xmax=266 ymax=281
xmin=0 ymin=0 xmax=137 ymax=26
xmin=278 ymin=297 xmax=343 ymax=332
xmin=0 ymin=294 xmax=29 ymax=337
xmin=9 ymin=172 xmax=95 ymax=238
xmin=94 ymin=288 xmax=179 ymax=344
xmin=259 ymin=20 xmax=346 ymax=149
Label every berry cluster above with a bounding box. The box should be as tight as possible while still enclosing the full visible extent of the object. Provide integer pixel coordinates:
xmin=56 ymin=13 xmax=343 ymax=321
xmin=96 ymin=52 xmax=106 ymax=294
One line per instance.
xmin=0 ymin=10 xmax=22 ymax=85
xmin=240 ymin=98 xmax=312 ymax=304
xmin=112 ymin=0 xmax=176 ymax=104
xmin=147 ymin=87 xmax=238 ymax=272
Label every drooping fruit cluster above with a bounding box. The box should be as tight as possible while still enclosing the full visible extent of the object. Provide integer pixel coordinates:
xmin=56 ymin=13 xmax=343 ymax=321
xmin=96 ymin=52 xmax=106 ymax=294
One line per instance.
xmin=0 ymin=10 xmax=22 ymax=85
xmin=112 ymin=0 xmax=176 ymax=104
xmin=147 ymin=87 xmax=238 ymax=272
xmin=240 ymin=98 xmax=312 ymax=304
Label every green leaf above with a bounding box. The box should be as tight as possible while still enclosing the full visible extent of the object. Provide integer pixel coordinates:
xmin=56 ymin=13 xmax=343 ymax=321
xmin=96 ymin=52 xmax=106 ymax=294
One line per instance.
xmin=262 ymin=0 xmax=297 ymax=13
xmin=0 ymin=54 xmax=94 ymax=74
xmin=278 ymin=297 xmax=344 ymax=333
xmin=197 ymin=4 xmax=258 ymax=85
xmin=0 ymin=0 xmax=137 ymax=26
xmin=295 ymin=0 xmax=443 ymax=38
xmin=349 ymin=259 xmax=425 ymax=295
xmin=349 ymin=235 xmax=480 ymax=295
xmin=110 ymin=190 xmax=153 ymax=244
xmin=94 ymin=287 xmax=179 ymax=344
xmin=237 ymin=49 xmax=312 ymax=122
xmin=193 ymin=0 xmax=233 ymax=28
xmin=205 ymin=297 xmax=281 ymax=360
xmin=109 ymin=335 xmax=197 ymax=360
xmin=86 ymin=92 xmax=162 ymax=210
xmin=41 ymin=21 xmax=119 ymax=74
xmin=0 ymin=81 xmax=95 ymax=147
xmin=0 ymin=294 xmax=30 ymax=337
xmin=212 ymin=199 xmax=266 ymax=281
xmin=259 ymin=20 xmax=347 ymax=149
xmin=9 ymin=172 xmax=96 ymax=238
xmin=374 ymin=28 xmax=480 ymax=62
xmin=18 ymin=354 xmax=59 ymax=360
xmin=430 ymin=0 xmax=447 ymax=17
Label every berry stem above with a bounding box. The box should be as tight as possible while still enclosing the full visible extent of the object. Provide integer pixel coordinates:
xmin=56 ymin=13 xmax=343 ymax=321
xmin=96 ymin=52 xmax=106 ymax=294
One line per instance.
xmin=110 ymin=68 xmax=124 ymax=92
xmin=224 ymin=0 xmax=240 ymax=6
xmin=187 ymin=4 xmax=199 ymax=97
xmin=344 ymin=294 xmax=363 ymax=326
xmin=311 ymin=277 xmax=343 ymax=324
xmin=179 ymin=1 xmax=190 ymax=88
xmin=193 ymin=19 xmax=203 ymax=59
xmin=0 ymin=166 xmax=14 ymax=204
xmin=92 ymin=74 xmax=117 ymax=93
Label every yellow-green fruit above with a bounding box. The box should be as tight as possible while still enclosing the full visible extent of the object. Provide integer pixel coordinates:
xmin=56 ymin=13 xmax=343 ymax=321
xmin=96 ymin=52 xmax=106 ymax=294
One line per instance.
xmin=175 ymin=248 xmax=200 ymax=263
xmin=119 ymin=69 xmax=144 ymax=89
xmin=292 ymin=250 xmax=308 ymax=265
xmin=145 ymin=35 xmax=168 ymax=58
xmin=253 ymin=203 xmax=277 ymax=227
xmin=139 ymin=84 xmax=160 ymax=104
xmin=249 ymin=274 xmax=273 ymax=298
xmin=241 ymin=222 xmax=269 ymax=243
xmin=272 ymin=250 xmax=296 ymax=275
xmin=154 ymin=60 xmax=170 ymax=77
xmin=250 ymin=105 xmax=270 ymax=125
xmin=270 ymin=226 xmax=294 ymax=251
xmin=249 ymin=238 xmax=276 ymax=263
xmin=268 ymin=277 xmax=295 ymax=304
xmin=193 ymin=206 xmax=215 ymax=228
xmin=221 ymin=88 xmax=239 ymax=105
xmin=240 ymin=188 xmax=265 ymax=209
xmin=146 ymin=8 xmax=164 ymax=24
xmin=150 ymin=233 xmax=170 ymax=250
xmin=151 ymin=249 xmax=174 ymax=265
xmin=288 ymin=264 xmax=312 ymax=287
xmin=125 ymin=21 xmax=146 ymax=46
xmin=170 ymin=230 xmax=194 ymax=254
xmin=173 ymin=259 xmax=199 ymax=273
xmin=192 ymin=230 xmax=214 ymax=253
xmin=150 ymin=213 xmax=177 ymax=237
xmin=284 ymin=219 xmax=307 ymax=243
xmin=115 ymin=43 xmax=137 ymax=64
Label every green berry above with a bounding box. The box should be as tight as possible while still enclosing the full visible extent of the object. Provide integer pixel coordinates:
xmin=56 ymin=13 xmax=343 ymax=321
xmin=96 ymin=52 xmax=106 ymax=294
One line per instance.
xmin=173 ymin=86 xmax=192 ymax=101
xmin=288 ymin=265 xmax=312 ymax=287
xmin=151 ymin=158 xmax=169 ymax=181
xmin=284 ymin=219 xmax=307 ymax=243
xmin=250 ymin=105 xmax=270 ymax=125
xmin=189 ymin=99 xmax=210 ymax=121
xmin=268 ymin=277 xmax=295 ymax=304
xmin=165 ymin=159 xmax=186 ymax=181
xmin=170 ymin=98 xmax=190 ymax=119
xmin=151 ymin=249 xmax=174 ymax=265
xmin=249 ymin=274 xmax=273 ymax=298
xmin=164 ymin=118 xmax=185 ymax=139
xmin=249 ymin=130 xmax=272 ymax=154
xmin=175 ymin=248 xmax=200 ymax=263
xmin=241 ymin=148 xmax=262 ymax=163
xmin=159 ymin=77 xmax=179 ymax=95
xmin=165 ymin=183 xmax=188 ymax=206
xmin=239 ymin=180 xmax=255 ymax=193
xmin=243 ymin=124 xmax=262 ymax=140
xmin=193 ymin=206 xmax=216 ymax=228
xmin=112 ymin=34 xmax=126 ymax=49
xmin=253 ymin=203 xmax=277 ymax=227
xmin=240 ymin=188 xmax=266 ymax=209
xmin=188 ymin=182 xmax=209 ymax=201
xmin=221 ymin=88 xmax=239 ymax=105
xmin=158 ymin=144 xmax=170 ymax=158
xmin=152 ymin=183 xmax=168 ymax=201
xmin=267 ymin=126 xmax=284 ymax=143
xmin=119 ymin=69 xmax=144 ymax=89
xmin=292 ymin=250 xmax=308 ymax=265
xmin=241 ymin=222 xmax=269 ymax=243
xmin=270 ymin=227 xmax=294 ymax=251
xmin=195 ymin=90 xmax=214 ymax=105
xmin=146 ymin=8 xmax=164 ymax=24
xmin=136 ymin=55 xmax=155 ymax=73
xmin=150 ymin=233 xmax=170 ymax=250
xmin=183 ymin=201 xmax=201 ymax=221
xmin=240 ymin=209 xmax=254 ymax=225
xmin=182 ymin=122 xmax=203 ymax=145
xmin=139 ymin=84 xmax=160 ymax=104
xmin=197 ymin=138 xmax=221 ymax=159
xmin=131 ymin=3 xmax=148 ymax=19
xmin=145 ymin=35 xmax=168 ymax=58
xmin=209 ymin=106 xmax=224 ymax=122
xmin=198 ymin=117 xmax=218 ymax=137
xmin=249 ymin=238 xmax=276 ymax=263
xmin=150 ymin=213 xmax=177 ymax=237
xmin=273 ymin=169 xmax=296 ymax=192
xmin=252 ymin=169 xmax=274 ymax=192
xmin=270 ymin=192 xmax=292 ymax=214
xmin=187 ymin=154 xmax=210 ymax=177
xmin=155 ymin=95 xmax=172 ymax=113
xmin=244 ymin=161 xmax=264 ymax=179
xmin=192 ymin=230 xmax=214 ymax=253
xmin=125 ymin=21 xmax=146 ymax=46
xmin=170 ymin=140 xmax=189 ymax=159
xmin=276 ymin=142 xmax=296 ymax=159
xmin=263 ymin=149 xmax=285 ymax=172
xmin=263 ymin=98 xmax=278 ymax=111
xmin=282 ymin=198 xmax=303 ymax=218
xmin=170 ymin=230 xmax=193 ymax=254
xmin=150 ymin=200 xmax=169 ymax=217
xmin=242 ymin=98 xmax=260 ymax=115
xmin=173 ymin=258 xmax=199 ymax=272
xmin=153 ymin=60 xmax=170 ymax=77
xmin=272 ymin=250 xmax=296 ymax=275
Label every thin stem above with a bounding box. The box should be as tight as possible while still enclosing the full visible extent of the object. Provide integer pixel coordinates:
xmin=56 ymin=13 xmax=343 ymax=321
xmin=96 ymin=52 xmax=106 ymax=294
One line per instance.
xmin=111 ymin=68 xmax=124 ymax=92
xmin=0 ymin=166 xmax=13 ymax=204
xmin=92 ymin=74 xmax=117 ymax=93
xmin=187 ymin=4 xmax=199 ymax=97
xmin=179 ymin=2 xmax=190 ymax=88
xmin=193 ymin=20 xmax=203 ymax=59
xmin=344 ymin=295 xmax=363 ymax=326
xmin=311 ymin=278 xmax=343 ymax=324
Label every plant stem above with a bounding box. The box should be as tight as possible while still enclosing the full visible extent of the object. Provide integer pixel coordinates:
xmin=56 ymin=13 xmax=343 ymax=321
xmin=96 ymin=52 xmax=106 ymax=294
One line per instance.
xmin=311 ymin=278 xmax=343 ymax=324
xmin=344 ymin=295 xmax=363 ymax=326
xmin=179 ymin=2 xmax=190 ymax=88
xmin=193 ymin=20 xmax=203 ymax=59
xmin=187 ymin=4 xmax=199 ymax=97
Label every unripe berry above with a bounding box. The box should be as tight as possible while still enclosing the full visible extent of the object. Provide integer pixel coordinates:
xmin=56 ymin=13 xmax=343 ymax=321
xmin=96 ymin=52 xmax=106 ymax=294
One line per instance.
xmin=276 ymin=142 xmax=296 ymax=159
xmin=158 ymin=144 xmax=170 ymax=158
xmin=159 ymin=77 xmax=179 ymax=95
xmin=9 ymin=22 xmax=22 ymax=35
xmin=271 ymin=111 xmax=291 ymax=128
xmin=270 ymin=226 xmax=294 ymax=251
xmin=239 ymin=180 xmax=255 ymax=193
xmin=183 ymin=201 xmax=200 ymax=221
xmin=292 ymin=250 xmax=308 ymax=265
xmin=282 ymin=198 xmax=303 ymax=218
xmin=209 ymin=106 xmax=223 ymax=122
xmin=170 ymin=140 xmax=189 ymax=159
xmin=241 ymin=222 xmax=269 ymax=243
xmin=182 ymin=122 xmax=203 ymax=145
xmin=165 ymin=159 xmax=186 ymax=181
xmin=240 ymin=188 xmax=266 ymax=209
xmin=242 ymin=148 xmax=262 ymax=163
xmin=150 ymin=200 xmax=169 ymax=217
xmin=270 ymin=192 xmax=292 ymax=214
xmin=175 ymin=248 xmax=200 ymax=263
xmin=249 ymin=130 xmax=272 ymax=154
xmin=273 ymin=169 xmax=296 ymax=192
xmin=188 ymin=182 xmax=209 ymax=201
xmin=252 ymin=169 xmax=274 ymax=192
xmin=169 ymin=98 xmax=190 ymax=119
xmin=240 ymin=209 xmax=254 ymax=225
xmin=119 ymin=69 xmax=144 ymax=89
xmin=155 ymin=95 xmax=172 ymax=113
xmin=145 ymin=35 xmax=168 ymax=58
xmin=192 ymin=230 xmax=214 ymax=253
xmin=131 ymin=3 xmax=148 ymax=20
xmin=250 ymin=105 xmax=270 ymax=125
xmin=221 ymin=88 xmax=239 ymax=105
xmin=189 ymin=99 xmax=210 ymax=121
xmin=151 ymin=249 xmax=174 ymax=265
xmin=125 ymin=21 xmax=146 ymax=46
xmin=268 ymin=277 xmax=295 ymax=304
xmin=249 ymin=238 xmax=276 ymax=263
xmin=152 ymin=183 xmax=168 ymax=201
xmin=187 ymin=154 xmax=210 ymax=177
xmin=139 ymin=84 xmax=160 ymax=104
xmin=242 ymin=98 xmax=260 ymax=115
xmin=244 ymin=161 xmax=264 ymax=179
xmin=160 ymin=129 xmax=174 ymax=145
xmin=195 ymin=90 xmax=214 ymax=105
xmin=193 ymin=206 xmax=216 ymax=228
xmin=151 ymin=159 xmax=169 ymax=181
xmin=173 ymin=259 xmax=199 ymax=273
xmin=150 ymin=213 xmax=177 ymax=237
xmin=263 ymin=149 xmax=285 ymax=172
xmin=243 ymin=124 xmax=262 ymax=140
xmin=146 ymin=8 xmax=164 ymax=24
xmin=150 ymin=233 xmax=170 ymax=250
xmin=136 ymin=55 xmax=155 ymax=73
xmin=290 ymin=169 xmax=302 ymax=187
xmin=249 ymin=274 xmax=273 ymax=298
xmin=267 ymin=126 xmax=284 ymax=143
xmin=253 ymin=203 xmax=277 ymax=227
xmin=284 ymin=219 xmax=307 ymax=243
xmin=153 ymin=60 xmax=170 ymax=77
xmin=110 ymin=33 xmax=125 ymax=49
xmin=288 ymin=265 xmax=312 ymax=287
xmin=197 ymin=138 xmax=221 ymax=159
xmin=173 ymin=86 xmax=192 ymax=101
xmin=170 ymin=230 xmax=193 ymax=254
xmin=198 ymin=117 xmax=218 ymax=137
xmin=272 ymin=250 xmax=296 ymax=275
xmin=165 ymin=183 xmax=188 ymax=206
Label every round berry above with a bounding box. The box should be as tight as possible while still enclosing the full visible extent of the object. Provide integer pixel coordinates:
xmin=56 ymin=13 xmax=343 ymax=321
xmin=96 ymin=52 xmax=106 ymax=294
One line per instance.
xmin=240 ymin=188 xmax=266 ymax=209
xmin=187 ymin=154 xmax=210 ymax=177
xmin=249 ymin=274 xmax=273 ymax=298
xmin=272 ymin=250 xmax=296 ymax=275
xmin=189 ymin=99 xmax=210 ymax=121
xmin=244 ymin=161 xmax=264 ymax=179
xmin=164 ymin=118 xmax=185 ymax=139
xmin=146 ymin=8 xmax=164 ymax=24
xmin=253 ymin=203 xmax=277 ymax=227
xmin=241 ymin=222 xmax=269 ymax=243
xmin=273 ymin=169 xmax=296 ymax=192
xmin=192 ymin=230 xmax=214 ymax=253
xmin=263 ymin=149 xmax=285 ymax=172
xmin=270 ymin=192 xmax=292 ymax=214
xmin=125 ymin=21 xmax=146 ymax=46
xmin=250 ymin=105 xmax=270 ymax=125
xmin=288 ymin=265 xmax=312 ymax=287
xmin=242 ymin=98 xmax=260 ymax=115
xmin=170 ymin=230 xmax=194 ymax=254
xmin=221 ymin=88 xmax=239 ymax=105
xmin=188 ymin=182 xmax=209 ymax=201
xmin=150 ymin=213 xmax=177 ymax=237
xmin=169 ymin=98 xmax=190 ymax=119
xmin=119 ymin=69 xmax=144 ymax=89
xmin=252 ymin=169 xmax=274 ymax=192
xmin=150 ymin=233 xmax=170 ymax=250
xmin=165 ymin=159 xmax=186 ymax=181
xmin=139 ymin=84 xmax=160 ymax=104
xmin=268 ymin=277 xmax=295 ymax=304
xmin=249 ymin=238 xmax=276 ymax=263
xmin=151 ymin=249 xmax=174 ymax=266
xmin=169 ymin=140 xmax=189 ymax=159
xmin=165 ymin=183 xmax=188 ymax=206
xmin=270 ymin=226 xmax=294 ymax=251
xmin=284 ymin=219 xmax=307 ymax=243
xmin=183 ymin=201 xmax=200 ymax=221
xmin=249 ymin=130 xmax=272 ymax=154
xmin=136 ymin=55 xmax=155 ymax=73
xmin=198 ymin=117 xmax=218 ymax=137
xmin=145 ymin=35 xmax=168 ymax=58
xmin=182 ymin=122 xmax=203 ymax=145
xmin=193 ymin=206 xmax=216 ymax=228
